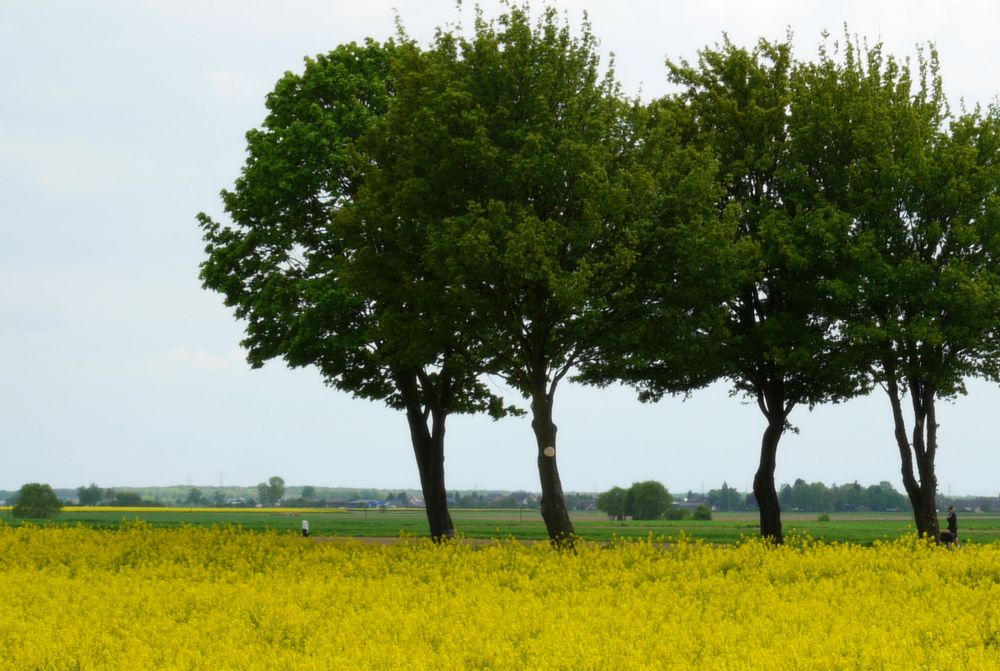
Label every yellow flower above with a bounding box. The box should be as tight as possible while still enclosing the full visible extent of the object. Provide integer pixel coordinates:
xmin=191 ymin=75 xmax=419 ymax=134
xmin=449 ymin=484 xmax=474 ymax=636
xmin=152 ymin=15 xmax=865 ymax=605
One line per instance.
xmin=0 ymin=525 xmax=998 ymax=669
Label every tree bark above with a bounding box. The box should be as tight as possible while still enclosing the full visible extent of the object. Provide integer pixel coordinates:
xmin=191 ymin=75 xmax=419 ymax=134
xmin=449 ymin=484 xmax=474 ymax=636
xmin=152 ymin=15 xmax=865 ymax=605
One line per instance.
xmin=885 ymin=368 xmax=940 ymax=540
xmin=753 ymin=385 xmax=790 ymax=544
xmin=397 ymin=371 xmax=455 ymax=541
xmin=530 ymin=383 xmax=575 ymax=545
xmin=753 ymin=415 xmax=784 ymax=544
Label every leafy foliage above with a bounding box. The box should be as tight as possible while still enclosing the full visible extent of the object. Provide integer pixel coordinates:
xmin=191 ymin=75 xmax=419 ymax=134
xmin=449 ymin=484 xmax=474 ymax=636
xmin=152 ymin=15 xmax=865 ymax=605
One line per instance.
xmin=792 ymin=34 xmax=1000 ymax=535
xmin=359 ymin=4 xmax=655 ymax=539
xmin=596 ymin=486 xmax=628 ymax=520
xmin=779 ymin=479 xmax=910 ymax=513
xmin=692 ymin=505 xmax=713 ymax=521
xmin=597 ymin=481 xmax=673 ymax=520
xmin=77 ymin=483 xmax=107 ymax=506
xmin=257 ymin=476 xmax=286 ymax=507
xmin=198 ymin=35 xmax=523 ymax=539
xmin=12 ymin=483 xmax=62 ymax=519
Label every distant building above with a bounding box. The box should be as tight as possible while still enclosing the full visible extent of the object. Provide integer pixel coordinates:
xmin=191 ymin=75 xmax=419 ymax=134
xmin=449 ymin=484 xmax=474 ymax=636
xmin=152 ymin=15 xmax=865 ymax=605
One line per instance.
xmin=345 ymin=500 xmax=386 ymax=509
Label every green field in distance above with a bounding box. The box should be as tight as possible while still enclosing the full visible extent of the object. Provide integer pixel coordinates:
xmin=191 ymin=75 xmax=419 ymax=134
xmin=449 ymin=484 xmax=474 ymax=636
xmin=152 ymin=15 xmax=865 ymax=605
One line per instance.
xmin=3 ymin=507 xmax=998 ymax=544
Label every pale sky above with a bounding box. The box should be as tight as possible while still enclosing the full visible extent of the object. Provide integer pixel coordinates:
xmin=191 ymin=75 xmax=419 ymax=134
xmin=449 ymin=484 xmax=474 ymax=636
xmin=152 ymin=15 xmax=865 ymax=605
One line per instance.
xmin=3 ymin=0 xmax=999 ymax=496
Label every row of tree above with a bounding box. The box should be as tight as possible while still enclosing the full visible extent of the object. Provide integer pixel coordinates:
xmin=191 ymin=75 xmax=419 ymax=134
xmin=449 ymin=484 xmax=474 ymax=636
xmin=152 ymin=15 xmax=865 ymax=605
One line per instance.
xmin=699 ymin=480 xmax=911 ymax=513
xmin=76 ymin=484 xmax=163 ymax=507
xmin=200 ymin=3 xmax=1000 ymax=543
xmin=597 ymin=479 xmax=909 ymax=517
xmin=778 ymin=480 xmax=911 ymax=513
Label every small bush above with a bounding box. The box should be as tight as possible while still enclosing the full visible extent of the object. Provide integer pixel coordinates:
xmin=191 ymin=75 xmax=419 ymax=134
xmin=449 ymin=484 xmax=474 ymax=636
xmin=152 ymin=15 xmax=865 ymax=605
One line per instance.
xmin=817 ymin=513 xmax=830 ymax=522
xmin=693 ymin=505 xmax=713 ymax=521
xmin=663 ymin=507 xmax=691 ymax=520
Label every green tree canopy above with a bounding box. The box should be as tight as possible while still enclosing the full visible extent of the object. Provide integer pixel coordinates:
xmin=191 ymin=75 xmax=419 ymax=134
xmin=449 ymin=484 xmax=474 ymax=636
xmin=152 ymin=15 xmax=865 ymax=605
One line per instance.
xmin=258 ymin=476 xmax=286 ymax=507
xmin=598 ymin=482 xmax=674 ymax=520
xmin=77 ymin=483 xmax=105 ymax=506
xmin=625 ymin=480 xmax=674 ymax=521
xmin=198 ymin=38 xmax=515 ymax=540
xmin=792 ymin=36 xmax=1000 ymax=537
xmin=707 ymin=482 xmax=746 ymax=512
xmin=596 ymin=486 xmax=628 ymax=520
xmin=367 ymin=4 xmax=721 ymax=542
xmin=614 ymin=36 xmax=868 ymax=543
xmin=13 ymin=483 xmax=62 ymax=519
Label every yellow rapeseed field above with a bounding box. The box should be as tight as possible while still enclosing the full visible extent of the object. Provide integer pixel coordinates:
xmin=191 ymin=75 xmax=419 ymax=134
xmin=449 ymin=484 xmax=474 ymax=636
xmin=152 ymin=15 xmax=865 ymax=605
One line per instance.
xmin=1 ymin=524 xmax=999 ymax=670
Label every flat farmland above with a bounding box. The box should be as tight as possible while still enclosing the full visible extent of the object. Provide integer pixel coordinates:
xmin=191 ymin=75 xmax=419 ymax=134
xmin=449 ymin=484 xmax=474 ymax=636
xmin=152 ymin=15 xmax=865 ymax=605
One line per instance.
xmin=5 ymin=507 xmax=1000 ymax=544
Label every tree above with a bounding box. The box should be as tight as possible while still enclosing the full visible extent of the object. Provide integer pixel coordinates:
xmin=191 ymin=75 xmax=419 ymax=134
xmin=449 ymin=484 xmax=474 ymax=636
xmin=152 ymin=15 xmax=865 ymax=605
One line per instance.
xmin=12 ymin=483 xmax=62 ymax=518
xmin=110 ymin=491 xmax=145 ymax=506
xmin=625 ymin=480 xmax=673 ymax=520
xmin=373 ymin=4 xmax=705 ymax=542
xmin=649 ymin=36 xmax=865 ymax=543
xmin=257 ymin=476 xmax=285 ymax=507
xmin=866 ymin=481 xmax=909 ymax=512
xmin=186 ymin=487 xmax=206 ymax=506
xmin=707 ymin=482 xmax=744 ymax=511
xmin=77 ymin=483 xmax=105 ymax=506
xmin=780 ymin=478 xmax=833 ymax=512
xmin=198 ymin=38 xmax=514 ymax=540
xmin=300 ymin=486 xmax=316 ymax=501
xmin=596 ymin=486 xmax=628 ymax=520
xmin=793 ymin=37 xmax=1000 ymax=537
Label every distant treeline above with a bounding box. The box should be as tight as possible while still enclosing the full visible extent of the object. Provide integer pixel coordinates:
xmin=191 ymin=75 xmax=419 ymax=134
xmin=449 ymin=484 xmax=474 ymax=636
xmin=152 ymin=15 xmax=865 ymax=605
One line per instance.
xmin=0 ymin=484 xmax=584 ymax=510
xmin=3 ymin=481 xmax=997 ymax=513
xmin=691 ymin=480 xmax=912 ymax=513
xmin=613 ymin=481 xmax=1000 ymax=514
xmin=776 ymin=480 xmax=910 ymax=513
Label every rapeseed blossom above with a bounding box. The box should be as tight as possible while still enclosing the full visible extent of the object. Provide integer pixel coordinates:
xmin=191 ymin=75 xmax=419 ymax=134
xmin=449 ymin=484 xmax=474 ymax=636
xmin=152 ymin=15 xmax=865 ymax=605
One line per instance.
xmin=1 ymin=524 xmax=998 ymax=669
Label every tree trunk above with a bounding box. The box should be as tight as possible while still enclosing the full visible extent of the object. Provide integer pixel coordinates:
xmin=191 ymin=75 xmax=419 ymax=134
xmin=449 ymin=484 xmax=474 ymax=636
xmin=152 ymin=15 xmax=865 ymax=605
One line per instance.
xmin=530 ymin=383 xmax=575 ymax=545
xmin=397 ymin=371 xmax=455 ymax=541
xmin=753 ymin=414 xmax=784 ymax=544
xmin=753 ymin=386 xmax=791 ymax=544
xmin=885 ymin=370 xmax=940 ymax=540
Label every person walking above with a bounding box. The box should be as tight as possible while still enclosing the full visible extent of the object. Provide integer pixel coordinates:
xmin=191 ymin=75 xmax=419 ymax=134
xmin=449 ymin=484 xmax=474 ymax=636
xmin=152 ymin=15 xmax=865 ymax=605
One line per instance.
xmin=943 ymin=505 xmax=958 ymax=547
xmin=301 ymin=519 xmax=310 ymax=538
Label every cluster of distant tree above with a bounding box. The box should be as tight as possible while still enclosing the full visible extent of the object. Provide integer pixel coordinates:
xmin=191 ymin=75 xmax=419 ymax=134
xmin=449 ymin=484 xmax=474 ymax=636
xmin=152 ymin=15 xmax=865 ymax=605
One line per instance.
xmin=596 ymin=481 xmax=712 ymax=521
xmin=76 ymin=484 xmax=164 ymax=507
xmin=697 ymin=480 xmax=914 ymax=513
xmin=595 ymin=480 xmax=922 ymax=517
xmin=777 ymin=480 xmax=911 ymax=513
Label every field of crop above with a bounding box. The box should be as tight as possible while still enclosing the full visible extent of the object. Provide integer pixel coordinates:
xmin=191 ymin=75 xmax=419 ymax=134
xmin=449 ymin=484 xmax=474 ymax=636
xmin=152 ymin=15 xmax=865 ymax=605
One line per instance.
xmin=8 ymin=506 xmax=1000 ymax=545
xmin=2 ymin=523 xmax=1000 ymax=670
